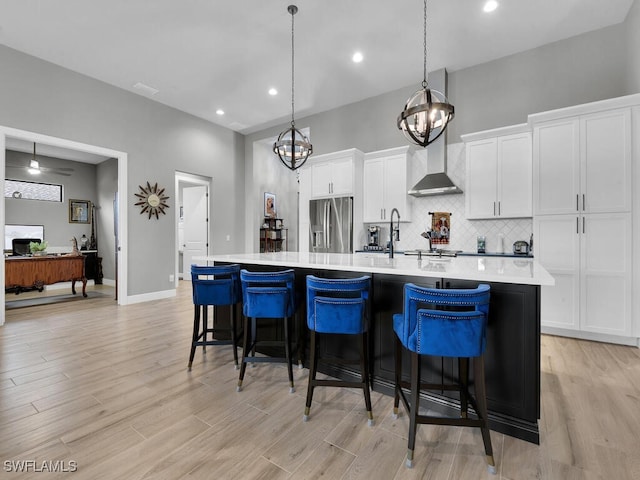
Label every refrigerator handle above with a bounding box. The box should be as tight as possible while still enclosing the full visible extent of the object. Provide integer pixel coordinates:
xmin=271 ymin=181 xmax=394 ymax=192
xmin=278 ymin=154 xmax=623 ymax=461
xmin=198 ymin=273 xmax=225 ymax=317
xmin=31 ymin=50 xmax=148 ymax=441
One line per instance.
xmin=324 ymin=200 xmax=330 ymax=249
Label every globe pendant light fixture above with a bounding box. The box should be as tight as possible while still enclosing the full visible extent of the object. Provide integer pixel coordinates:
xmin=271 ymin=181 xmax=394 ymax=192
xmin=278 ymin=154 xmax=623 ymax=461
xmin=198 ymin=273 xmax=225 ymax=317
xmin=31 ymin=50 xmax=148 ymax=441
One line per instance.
xmin=397 ymin=0 xmax=454 ymax=148
xmin=273 ymin=5 xmax=312 ymax=171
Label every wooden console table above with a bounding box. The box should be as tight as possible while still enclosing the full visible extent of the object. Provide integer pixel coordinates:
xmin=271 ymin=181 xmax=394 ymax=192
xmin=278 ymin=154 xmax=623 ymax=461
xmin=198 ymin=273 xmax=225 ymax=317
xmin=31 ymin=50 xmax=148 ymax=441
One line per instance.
xmin=5 ymin=255 xmax=87 ymax=297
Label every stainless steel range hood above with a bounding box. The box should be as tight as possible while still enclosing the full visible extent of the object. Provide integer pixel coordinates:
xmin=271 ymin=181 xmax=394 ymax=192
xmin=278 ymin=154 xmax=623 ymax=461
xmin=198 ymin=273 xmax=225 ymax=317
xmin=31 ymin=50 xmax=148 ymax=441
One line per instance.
xmin=408 ymin=172 xmax=462 ymax=196
xmin=407 ymin=68 xmax=462 ymax=197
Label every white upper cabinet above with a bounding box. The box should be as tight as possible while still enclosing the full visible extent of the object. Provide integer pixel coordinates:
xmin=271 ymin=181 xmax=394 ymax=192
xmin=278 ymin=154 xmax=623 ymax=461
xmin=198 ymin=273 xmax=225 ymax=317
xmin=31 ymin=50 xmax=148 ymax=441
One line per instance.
xmin=363 ymin=146 xmax=413 ymax=223
xmin=532 ymin=107 xmax=632 ymax=215
xmin=462 ymin=125 xmax=532 ymax=220
xmin=309 ymin=149 xmax=362 ymax=198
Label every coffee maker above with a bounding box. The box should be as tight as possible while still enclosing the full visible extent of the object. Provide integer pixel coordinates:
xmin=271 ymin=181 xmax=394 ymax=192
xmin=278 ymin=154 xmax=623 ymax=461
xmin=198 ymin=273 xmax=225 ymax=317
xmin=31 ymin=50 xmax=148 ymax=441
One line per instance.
xmin=367 ymin=225 xmax=381 ymax=250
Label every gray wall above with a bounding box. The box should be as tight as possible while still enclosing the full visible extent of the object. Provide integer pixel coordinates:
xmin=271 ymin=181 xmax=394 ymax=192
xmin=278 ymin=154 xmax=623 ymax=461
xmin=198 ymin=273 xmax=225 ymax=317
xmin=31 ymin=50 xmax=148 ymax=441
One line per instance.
xmin=627 ymin=0 xmax=640 ymax=93
xmin=5 ymin=150 xmax=96 ymax=247
xmin=0 ymin=44 xmax=245 ymax=296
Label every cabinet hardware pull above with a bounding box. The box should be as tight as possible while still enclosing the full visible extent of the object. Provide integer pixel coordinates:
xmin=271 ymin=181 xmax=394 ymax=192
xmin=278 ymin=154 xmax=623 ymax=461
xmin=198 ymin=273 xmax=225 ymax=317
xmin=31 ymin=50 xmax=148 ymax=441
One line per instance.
xmin=576 ymin=194 xmax=579 ymax=211
xmin=576 ymin=217 xmax=579 ymax=234
xmin=493 ymin=201 xmax=496 ymax=216
xmin=582 ymin=194 xmax=585 ymax=211
xmin=583 ymin=216 xmax=585 ymax=234
xmin=498 ymin=201 xmax=501 ymax=216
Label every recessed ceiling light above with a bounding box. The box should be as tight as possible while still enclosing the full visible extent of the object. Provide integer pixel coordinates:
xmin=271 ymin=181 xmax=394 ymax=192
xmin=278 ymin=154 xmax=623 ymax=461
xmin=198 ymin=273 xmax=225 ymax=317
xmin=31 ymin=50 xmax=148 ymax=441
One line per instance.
xmin=483 ymin=1 xmax=498 ymax=13
xmin=352 ymin=51 xmax=364 ymax=63
xmin=216 ymin=109 xmax=225 ymax=116
xmin=133 ymin=82 xmax=159 ymax=96
xmin=268 ymin=88 xmax=278 ymax=96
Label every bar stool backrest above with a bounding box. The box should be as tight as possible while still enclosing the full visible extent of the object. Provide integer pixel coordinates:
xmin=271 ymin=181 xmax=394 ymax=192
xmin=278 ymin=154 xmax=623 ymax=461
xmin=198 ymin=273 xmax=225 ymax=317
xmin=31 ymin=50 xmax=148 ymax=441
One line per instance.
xmin=191 ymin=264 xmax=241 ymax=306
xmin=397 ymin=283 xmax=490 ymax=358
xmin=240 ymin=269 xmax=295 ymax=318
xmin=306 ymin=275 xmax=371 ymax=334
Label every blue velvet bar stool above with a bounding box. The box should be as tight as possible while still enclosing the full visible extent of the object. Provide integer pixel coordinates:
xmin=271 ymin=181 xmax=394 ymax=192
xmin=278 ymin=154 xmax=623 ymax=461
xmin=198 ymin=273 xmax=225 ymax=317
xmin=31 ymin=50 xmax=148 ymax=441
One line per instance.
xmin=392 ymin=283 xmax=495 ymax=473
xmin=237 ymin=269 xmax=296 ymax=393
xmin=188 ymin=264 xmax=242 ymax=370
xmin=304 ymin=275 xmax=373 ymax=426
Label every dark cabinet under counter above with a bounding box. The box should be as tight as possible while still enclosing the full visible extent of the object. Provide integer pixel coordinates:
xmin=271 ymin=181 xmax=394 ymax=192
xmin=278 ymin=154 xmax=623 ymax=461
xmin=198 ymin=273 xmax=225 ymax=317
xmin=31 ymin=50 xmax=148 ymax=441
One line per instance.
xmin=81 ymin=250 xmax=103 ymax=284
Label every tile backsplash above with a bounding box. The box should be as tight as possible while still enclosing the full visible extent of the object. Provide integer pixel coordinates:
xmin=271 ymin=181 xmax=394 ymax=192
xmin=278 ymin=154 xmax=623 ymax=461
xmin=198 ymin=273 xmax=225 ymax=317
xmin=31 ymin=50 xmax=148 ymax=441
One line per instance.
xmin=376 ymin=141 xmax=533 ymax=254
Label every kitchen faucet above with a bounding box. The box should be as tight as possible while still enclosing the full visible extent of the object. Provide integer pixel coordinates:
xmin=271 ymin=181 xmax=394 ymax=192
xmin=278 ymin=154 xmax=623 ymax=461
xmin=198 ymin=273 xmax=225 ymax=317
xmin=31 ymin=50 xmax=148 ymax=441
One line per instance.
xmin=389 ymin=208 xmax=400 ymax=259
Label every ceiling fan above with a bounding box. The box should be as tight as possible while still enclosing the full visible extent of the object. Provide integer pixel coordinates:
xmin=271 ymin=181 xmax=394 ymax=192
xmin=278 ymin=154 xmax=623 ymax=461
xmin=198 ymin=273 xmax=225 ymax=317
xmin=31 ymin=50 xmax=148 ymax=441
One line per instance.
xmin=6 ymin=143 xmax=75 ymax=177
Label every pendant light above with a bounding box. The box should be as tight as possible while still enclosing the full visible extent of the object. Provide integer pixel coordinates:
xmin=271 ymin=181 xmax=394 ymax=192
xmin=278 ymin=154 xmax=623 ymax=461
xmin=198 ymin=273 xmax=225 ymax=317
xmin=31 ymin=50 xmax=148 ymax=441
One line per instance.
xmin=28 ymin=143 xmax=41 ymax=175
xmin=273 ymin=5 xmax=313 ymax=171
xmin=397 ymin=0 xmax=454 ymax=147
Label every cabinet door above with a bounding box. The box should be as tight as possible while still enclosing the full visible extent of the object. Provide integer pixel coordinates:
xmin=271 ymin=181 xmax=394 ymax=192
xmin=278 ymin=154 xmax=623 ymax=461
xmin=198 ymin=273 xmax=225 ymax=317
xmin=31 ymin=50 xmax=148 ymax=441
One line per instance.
xmin=580 ymin=213 xmax=632 ymax=336
xmin=330 ymin=158 xmax=354 ymax=196
xmin=363 ymin=159 xmax=385 ymax=222
xmin=311 ymin=162 xmax=332 ymax=198
xmin=534 ymin=215 xmax=580 ymax=331
xmin=498 ymin=133 xmax=532 ymax=218
xmin=383 ymin=154 xmax=410 ymax=222
xmin=533 ymin=119 xmax=580 ymax=215
xmin=581 ymin=109 xmax=632 ymax=214
xmin=465 ymin=138 xmax=498 ymax=219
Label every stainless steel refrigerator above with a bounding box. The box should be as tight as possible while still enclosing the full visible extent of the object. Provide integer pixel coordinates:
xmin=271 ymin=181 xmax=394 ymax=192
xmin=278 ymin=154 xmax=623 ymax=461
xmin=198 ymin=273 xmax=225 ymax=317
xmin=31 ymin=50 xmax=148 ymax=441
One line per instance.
xmin=309 ymin=197 xmax=353 ymax=253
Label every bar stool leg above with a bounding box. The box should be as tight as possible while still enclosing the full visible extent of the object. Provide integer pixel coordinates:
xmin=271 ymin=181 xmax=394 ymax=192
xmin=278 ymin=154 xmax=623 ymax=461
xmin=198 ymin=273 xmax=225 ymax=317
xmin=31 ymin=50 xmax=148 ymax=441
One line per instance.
xmin=360 ymin=332 xmax=374 ymax=426
xmin=188 ymin=305 xmax=201 ymax=370
xmin=237 ymin=315 xmax=251 ymax=392
xmin=406 ymin=351 xmax=421 ymax=468
xmin=202 ymin=306 xmax=209 ymax=354
xmin=392 ymin=335 xmax=402 ymax=419
xmin=473 ymin=356 xmax=496 ymax=474
xmin=459 ymin=357 xmax=469 ymax=419
xmin=250 ymin=317 xmax=257 ymax=367
xmin=303 ymin=331 xmax=318 ymax=421
xmin=230 ymin=305 xmax=239 ymax=369
xmin=284 ymin=316 xmax=294 ymax=393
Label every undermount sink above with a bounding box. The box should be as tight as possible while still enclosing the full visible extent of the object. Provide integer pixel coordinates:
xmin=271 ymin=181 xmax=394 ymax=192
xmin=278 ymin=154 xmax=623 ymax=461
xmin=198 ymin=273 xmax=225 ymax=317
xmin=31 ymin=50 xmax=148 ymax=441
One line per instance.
xmin=403 ymin=249 xmax=461 ymax=258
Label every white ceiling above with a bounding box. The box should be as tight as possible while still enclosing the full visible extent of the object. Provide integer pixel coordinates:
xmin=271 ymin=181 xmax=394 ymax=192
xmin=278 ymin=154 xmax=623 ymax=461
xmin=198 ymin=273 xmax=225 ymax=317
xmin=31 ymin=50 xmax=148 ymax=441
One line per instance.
xmin=0 ymin=0 xmax=634 ymax=137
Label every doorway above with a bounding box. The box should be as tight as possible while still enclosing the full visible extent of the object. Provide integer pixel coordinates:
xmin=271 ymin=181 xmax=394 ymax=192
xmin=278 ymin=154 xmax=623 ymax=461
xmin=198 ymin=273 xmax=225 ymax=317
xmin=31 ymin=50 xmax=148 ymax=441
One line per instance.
xmin=175 ymin=172 xmax=211 ymax=283
xmin=0 ymin=126 xmax=129 ymax=326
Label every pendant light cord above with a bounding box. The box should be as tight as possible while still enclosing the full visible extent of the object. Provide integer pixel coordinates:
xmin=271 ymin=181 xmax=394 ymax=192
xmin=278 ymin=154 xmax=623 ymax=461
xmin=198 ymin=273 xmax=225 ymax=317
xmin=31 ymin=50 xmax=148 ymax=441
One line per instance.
xmin=290 ymin=7 xmax=296 ymax=128
xmin=422 ymin=0 xmax=427 ymax=88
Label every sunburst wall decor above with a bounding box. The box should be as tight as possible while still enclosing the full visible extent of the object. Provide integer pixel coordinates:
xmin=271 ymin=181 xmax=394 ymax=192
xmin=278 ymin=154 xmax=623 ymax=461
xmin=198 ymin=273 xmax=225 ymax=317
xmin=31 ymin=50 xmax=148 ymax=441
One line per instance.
xmin=134 ymin=181 xmax=170 ymax=219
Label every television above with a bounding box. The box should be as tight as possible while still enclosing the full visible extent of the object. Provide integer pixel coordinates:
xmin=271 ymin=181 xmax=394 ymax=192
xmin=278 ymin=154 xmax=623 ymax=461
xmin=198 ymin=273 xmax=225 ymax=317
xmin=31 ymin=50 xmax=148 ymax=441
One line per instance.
xmin=5 ymin=224 xmax=45 ymax=251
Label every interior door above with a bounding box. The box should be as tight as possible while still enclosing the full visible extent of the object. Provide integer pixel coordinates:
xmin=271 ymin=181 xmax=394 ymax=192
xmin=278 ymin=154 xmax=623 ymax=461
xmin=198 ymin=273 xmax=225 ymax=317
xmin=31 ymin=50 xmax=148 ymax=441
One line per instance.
xmin=182 ymin=186 xmax=208 ymax=279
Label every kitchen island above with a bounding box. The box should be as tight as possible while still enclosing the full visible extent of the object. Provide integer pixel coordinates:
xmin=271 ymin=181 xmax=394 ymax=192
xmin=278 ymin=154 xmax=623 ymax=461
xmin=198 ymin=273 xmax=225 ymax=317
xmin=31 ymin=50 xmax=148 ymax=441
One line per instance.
xmin=196 ymin=251 xmax=554 ymax=444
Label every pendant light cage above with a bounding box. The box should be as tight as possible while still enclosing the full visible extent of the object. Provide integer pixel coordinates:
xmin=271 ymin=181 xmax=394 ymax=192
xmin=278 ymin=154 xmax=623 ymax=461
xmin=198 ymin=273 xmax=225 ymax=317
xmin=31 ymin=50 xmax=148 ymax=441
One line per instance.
xmin=274 ymin=4 xmax=312 ymax=171
xmin=397 ymin=0 xmax=454 ymax=148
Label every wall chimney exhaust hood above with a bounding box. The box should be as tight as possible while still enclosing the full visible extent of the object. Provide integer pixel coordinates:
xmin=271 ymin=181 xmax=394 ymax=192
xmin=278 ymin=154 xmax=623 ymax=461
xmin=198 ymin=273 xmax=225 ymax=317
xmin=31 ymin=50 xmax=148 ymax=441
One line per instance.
xmin=406 ymin=68 xmax=462 ymax=197
xmin=408 ymin=172 xmax=462 ymax=196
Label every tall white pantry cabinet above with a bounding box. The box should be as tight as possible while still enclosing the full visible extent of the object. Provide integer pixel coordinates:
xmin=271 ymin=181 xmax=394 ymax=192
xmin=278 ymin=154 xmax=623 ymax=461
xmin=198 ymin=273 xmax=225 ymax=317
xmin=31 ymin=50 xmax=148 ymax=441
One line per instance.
xmin=530 ymin=94 xmax=640 ymax=346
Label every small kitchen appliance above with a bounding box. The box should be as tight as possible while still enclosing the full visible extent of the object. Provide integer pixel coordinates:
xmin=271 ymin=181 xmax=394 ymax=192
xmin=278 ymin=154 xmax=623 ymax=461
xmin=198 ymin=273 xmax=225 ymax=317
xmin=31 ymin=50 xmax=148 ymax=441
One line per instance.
xmin=513 ymin=240 xmax=530 ymax=255
xmin=367 ymin=225 xmax=381 ymax=247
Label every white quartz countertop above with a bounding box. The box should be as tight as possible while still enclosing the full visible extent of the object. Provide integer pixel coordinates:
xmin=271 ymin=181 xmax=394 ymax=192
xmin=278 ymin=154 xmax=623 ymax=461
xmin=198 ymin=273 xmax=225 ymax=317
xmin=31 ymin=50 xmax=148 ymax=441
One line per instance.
xmin=194 ymin=252 xmax=554 ymax=286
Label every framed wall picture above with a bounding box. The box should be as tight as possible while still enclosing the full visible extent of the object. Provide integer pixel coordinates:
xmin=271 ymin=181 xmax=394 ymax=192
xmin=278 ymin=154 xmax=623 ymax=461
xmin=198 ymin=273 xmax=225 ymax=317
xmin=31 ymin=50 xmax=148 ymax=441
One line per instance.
xmin=69 ymin=199 xmax=91 ymax=224
xmin=264 ymin=192 xmax=276 ymax=218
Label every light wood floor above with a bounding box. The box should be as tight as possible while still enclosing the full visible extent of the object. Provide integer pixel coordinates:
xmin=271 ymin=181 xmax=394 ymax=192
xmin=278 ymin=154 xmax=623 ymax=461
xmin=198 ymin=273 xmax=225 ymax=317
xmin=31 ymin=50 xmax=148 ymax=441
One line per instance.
xmin=1 ymin=282 xmax=639 ymax=479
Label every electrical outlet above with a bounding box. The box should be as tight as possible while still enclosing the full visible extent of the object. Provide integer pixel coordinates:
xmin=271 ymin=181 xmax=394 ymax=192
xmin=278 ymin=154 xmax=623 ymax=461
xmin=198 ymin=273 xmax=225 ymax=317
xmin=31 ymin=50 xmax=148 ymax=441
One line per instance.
xmin=169 ymin=274 xmax=174 ymax=282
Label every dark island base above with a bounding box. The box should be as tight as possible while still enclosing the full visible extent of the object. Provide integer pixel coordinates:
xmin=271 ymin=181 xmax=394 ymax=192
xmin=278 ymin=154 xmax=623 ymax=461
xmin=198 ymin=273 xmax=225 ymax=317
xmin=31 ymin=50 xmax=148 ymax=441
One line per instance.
xmin=215 ymin=262 xmax=541 ymax=444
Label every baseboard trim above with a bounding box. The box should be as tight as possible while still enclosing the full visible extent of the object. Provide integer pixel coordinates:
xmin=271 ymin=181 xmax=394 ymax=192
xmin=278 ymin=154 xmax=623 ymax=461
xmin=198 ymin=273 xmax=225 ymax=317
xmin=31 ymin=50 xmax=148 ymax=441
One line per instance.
xmin=125 ymin=289 xmax=176 ymax=305
xmin=542 ymin=326 xmax=639 ymax=347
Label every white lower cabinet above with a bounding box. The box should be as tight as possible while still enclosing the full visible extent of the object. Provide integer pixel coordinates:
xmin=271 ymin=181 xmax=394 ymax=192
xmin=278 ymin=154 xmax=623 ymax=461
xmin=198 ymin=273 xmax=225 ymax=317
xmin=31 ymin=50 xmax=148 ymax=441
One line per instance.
xmin=535 ymin=212 xmax=633 ymax=340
